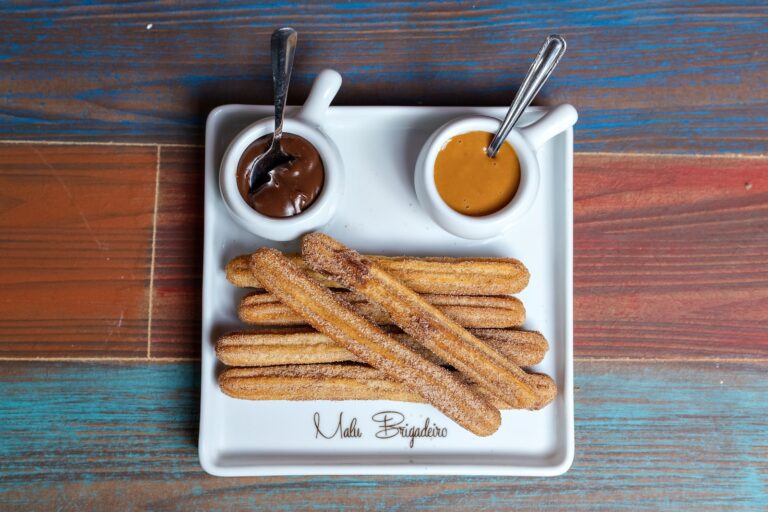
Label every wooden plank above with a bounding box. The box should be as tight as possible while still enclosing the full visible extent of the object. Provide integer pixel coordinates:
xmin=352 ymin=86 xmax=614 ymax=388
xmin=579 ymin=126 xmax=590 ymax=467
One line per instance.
xmin=575 ymin=154 xmax=768 ymax=359
xmin=150 ymin=147 xmax=204 ymax=358
xmin=0 ymin=1 xmax=766 ymax=153
xmin=0 ymin=360 xmax=765 ymax=509
xmin=0 ymin=144 xmax=157 ymax=357
xmin=148 ymin=149 xmax=768 ymax=360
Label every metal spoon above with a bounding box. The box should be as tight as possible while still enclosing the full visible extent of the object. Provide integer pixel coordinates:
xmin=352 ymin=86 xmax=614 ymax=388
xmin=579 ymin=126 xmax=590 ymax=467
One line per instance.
xmin=249 ymin=27 xmax=298 ymax=193
xmin=486 ymin=34 xmax=567 ymax=158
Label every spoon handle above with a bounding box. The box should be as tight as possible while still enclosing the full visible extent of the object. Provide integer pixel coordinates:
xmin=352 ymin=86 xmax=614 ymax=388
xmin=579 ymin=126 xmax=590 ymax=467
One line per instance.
xmin=271 ymin=27 xmax=298 ymax=142
xmin=487 ymin=34 xmax=566 ymax=158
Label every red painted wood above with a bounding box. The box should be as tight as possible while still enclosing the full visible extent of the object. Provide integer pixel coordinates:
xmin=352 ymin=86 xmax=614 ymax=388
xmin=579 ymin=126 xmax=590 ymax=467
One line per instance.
xmin=1 ymin=147 xmax=763 ymax=360
xmin=151 ymin=147 xmax=204 ymax=358
xmin=0 ymin=144 xmax=157 ymax=357
xmin=574 ymin=154 xmax=768 ymax=358
xmin=146 ymin=149 xmax=768 ymax=360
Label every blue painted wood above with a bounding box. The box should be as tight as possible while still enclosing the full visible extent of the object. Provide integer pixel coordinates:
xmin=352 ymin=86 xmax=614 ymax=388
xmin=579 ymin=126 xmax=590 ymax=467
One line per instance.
xmin=0 ymin=1 xmax=766 ymax=153
xmin=0 ymin=361 xmax=765 ymax=509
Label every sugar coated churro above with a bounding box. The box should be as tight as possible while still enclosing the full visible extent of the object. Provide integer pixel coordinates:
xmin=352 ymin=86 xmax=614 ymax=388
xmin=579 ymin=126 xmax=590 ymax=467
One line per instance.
xmin=248 ymin=247 xmax=501 ymax=436
xmin=227 ymin=253 xmax=529 ymax=295
xmin=217 ymin=328 xmax=548 ymax=368
xmin=219 ymin=364 xmax=557 ymax=410
xmin=238 ymin=291 xmax=525 ymax=328
xmin=301 ymin=233 xmax=543 ymax=410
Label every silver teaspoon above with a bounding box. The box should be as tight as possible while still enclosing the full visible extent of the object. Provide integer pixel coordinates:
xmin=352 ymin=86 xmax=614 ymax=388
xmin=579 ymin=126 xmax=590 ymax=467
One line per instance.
xmin=249 ymin=27 xmax=298 ymax=193
xmin=486 ymin=34 xmax=567 ymax=158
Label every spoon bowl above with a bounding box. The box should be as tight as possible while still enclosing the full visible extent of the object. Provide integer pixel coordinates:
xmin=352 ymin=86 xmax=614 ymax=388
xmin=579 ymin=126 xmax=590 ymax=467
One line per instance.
xmin=247 ymin=138 xmax=293 ymax=193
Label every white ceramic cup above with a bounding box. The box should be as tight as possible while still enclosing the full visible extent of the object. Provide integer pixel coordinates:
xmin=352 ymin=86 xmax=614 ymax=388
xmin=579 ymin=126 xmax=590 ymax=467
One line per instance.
xmin=219 ymin=69 xmax=344 ymax=241
xmin=415 ymin=103 xmax=578 ymax=240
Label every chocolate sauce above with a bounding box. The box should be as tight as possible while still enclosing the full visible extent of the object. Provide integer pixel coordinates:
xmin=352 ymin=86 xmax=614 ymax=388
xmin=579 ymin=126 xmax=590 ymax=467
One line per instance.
xmin=236 ymin=133 xmax=325 ymax=218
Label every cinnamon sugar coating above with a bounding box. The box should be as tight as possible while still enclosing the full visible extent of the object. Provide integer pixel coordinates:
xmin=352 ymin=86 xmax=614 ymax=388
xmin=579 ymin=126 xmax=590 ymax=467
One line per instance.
xmin=249 ymin=247 xmax=501 ymax=436
xmin=301 ymin=233 xmax=546 ymax=410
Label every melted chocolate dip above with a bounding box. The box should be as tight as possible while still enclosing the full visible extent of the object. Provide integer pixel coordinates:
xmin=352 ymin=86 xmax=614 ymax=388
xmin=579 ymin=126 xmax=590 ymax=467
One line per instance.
xmin=236 ymin=133 xmax=325 ymax=218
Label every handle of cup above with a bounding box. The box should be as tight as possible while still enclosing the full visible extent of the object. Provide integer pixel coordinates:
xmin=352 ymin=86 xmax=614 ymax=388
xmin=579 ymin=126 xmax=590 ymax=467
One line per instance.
xmin=518 ymin=103 xmax=578 ymax=151
xmin=297 ymin=69 xmax=342 ymax=127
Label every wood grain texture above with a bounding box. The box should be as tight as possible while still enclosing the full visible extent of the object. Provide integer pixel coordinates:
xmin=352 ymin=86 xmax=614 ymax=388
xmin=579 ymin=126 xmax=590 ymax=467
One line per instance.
xmin=0 ymin=360 xmax=765 ymax=510
xmin=144 ymin=149 xmax=768 ymax=361
xmin=150 ymin=146 xmax=204 ymax=358
xmin=575 ymin=154 xmax=768 ymax=358
xmin=0 ymin=144 xmax=157 ymax=357
xmin=1 ymin=1 xmax=766 ymax=153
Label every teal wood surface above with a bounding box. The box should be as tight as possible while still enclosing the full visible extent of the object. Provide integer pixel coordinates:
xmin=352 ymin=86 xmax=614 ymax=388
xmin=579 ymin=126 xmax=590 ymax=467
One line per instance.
xmin=0 ymin=1 xmax=766 ymax=153
xmin=0 ymin=361 xmax=765 ymax=510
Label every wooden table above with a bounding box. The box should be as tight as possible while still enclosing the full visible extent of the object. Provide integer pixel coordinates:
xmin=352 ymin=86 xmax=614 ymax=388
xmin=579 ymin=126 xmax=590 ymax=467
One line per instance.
xmin=1 ymin=2 xmax=766 ymax=509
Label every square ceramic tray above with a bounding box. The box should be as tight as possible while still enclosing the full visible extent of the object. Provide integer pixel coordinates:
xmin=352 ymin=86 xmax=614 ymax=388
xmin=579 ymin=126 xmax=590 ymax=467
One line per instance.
xmin=199 ymin=104 xmax=574 ymax=476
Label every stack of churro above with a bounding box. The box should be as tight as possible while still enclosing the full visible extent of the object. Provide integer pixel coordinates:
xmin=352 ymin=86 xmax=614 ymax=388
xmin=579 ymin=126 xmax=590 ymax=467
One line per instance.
xmin=216 ymin=233 xmax=555 ymax=436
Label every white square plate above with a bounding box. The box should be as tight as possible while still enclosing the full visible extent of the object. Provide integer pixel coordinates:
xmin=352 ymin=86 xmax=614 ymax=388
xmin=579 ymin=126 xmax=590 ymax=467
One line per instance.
xmin=199 ymin=105 xmax=574 ymax=476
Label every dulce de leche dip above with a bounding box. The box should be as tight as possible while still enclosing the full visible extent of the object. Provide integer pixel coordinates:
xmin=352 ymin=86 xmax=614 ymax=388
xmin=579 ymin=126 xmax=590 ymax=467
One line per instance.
xmin=236 ymin=133 xmax=324 ymax=218
xmin=434 ymin=131 xmax=521 ymax=216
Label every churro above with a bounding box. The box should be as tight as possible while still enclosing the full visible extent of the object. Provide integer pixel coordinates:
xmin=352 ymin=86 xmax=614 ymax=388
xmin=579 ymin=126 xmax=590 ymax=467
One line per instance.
xmin=301 ymin=233 xmax=544 ymax=410
xmin=217 ymin=328 xmax=548 ymax=368
xmin=227 ymin=253 xmax=529 ymax=295
xmin=249 ymin=247 xmax=501 ymax=436
xmin=239 ymin=291 xmax=525 ymax=328
xmin=219 ymin=364 xmax=557 ymax=410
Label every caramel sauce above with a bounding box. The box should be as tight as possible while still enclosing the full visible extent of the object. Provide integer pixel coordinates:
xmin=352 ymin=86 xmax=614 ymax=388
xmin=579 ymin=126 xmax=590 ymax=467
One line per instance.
xmin=434 ymin=131 xmax=521 ymax=216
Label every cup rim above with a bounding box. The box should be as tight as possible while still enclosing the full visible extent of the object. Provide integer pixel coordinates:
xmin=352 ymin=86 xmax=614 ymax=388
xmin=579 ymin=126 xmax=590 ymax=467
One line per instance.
xmin=419 ymin=115 xmax=540 ymax=230
xmin=219 ymin=117 xmax=342 ymax=237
